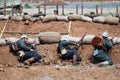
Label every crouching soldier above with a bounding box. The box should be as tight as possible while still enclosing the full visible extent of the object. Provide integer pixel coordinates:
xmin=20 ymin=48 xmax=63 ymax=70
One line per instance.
xmin=9 ymin=34 xmax=41 ymax=66
xmin=91 ymin=31 xmax=113 ymax=67
xmin=57 ymin=40 xmax=82 ymax=65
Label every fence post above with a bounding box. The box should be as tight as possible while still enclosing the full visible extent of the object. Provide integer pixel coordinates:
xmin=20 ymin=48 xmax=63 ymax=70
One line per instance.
xmin=4 ymin=0 xmax=6 ymax=16
xmin=101 ymin=4 xmax=103 ymax=15
xmin=44 ymin=5 xmax=46 ymax=15
xmin=38 ymin=5 xmax=40 ymax=13
xmin=96 ymin=5 xmax=98 ymax=15
xmin=116 ymin=4 xmax=118 ymax=15
xmin=81 ymin=4 xmax=83 ymax=15
xmin=76 ymin=4 xmax=78 ymax=14
xmin=62 ymin=5 xmax=64 ymax=15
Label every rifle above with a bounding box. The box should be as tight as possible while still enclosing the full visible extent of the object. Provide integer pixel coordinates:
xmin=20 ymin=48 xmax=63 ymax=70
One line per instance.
xmin=75 ymin=32 xmax=87 ymax=49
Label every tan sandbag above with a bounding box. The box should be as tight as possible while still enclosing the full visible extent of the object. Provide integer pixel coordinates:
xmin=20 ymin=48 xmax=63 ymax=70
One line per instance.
xmin=23 ymin=15 xmax=32 ymax=20
xmin=42 ymin=15 xmax=57 ymax=23
xmin=93 ymin=16 xmax=105 ymax=23
xmin=0 ymin=38 xmax=6 ymax=45
xmin=38 ymin=32 xmax=61 ymax=43
xmin=56 ymin=16 xmax=68 ymax=22
xmin=104 ymin=17 xmax=119 ymax=25
xmin=0 ymin=15 xmax=9 ymax=20
xmin=112 ymin=37 xmax=120 ymax=44
xmin=29 ymin=17 xmax=37 ymax=22
xmin=83 ymin=35 xmax=95 ymax=44
xmin=5 ymin=37 xmax=19 ymax=44
xmin=81 ymin=15 xmax=92 ymax=22
xmin=36 ymin=16 xmax=44 ymax=21
xmin=11 ymin=16 xmax=23 ymax=21
xmin=27 ymin=38 xmax=40 ymax=45
xmin=68 ymin=14 xmax=82 ymax=21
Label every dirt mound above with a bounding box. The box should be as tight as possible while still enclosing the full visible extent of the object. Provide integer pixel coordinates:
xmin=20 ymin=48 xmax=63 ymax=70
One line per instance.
xmin=0 ymin=20 xmax=120 ymax=80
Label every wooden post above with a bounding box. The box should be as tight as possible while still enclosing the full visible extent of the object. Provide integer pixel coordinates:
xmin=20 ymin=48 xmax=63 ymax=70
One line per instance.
xmin=38 ymin=5 xmax=40 ymax=13
xmin=101 ymin=4 xmax=103 ymax=15
xmin=116 ymin=4 xmax=118 ymax=15
xmin=81 ymin=4 xmax=83 ymax=15
xmin=96 ymin=5 xmax=98 ymax=15
xmin=4 ymin=0 xmax=6 ymax=16
xmin=76 ymin=4 xmax=78 ymax=14
xmin=62 ymin=5 xmax=64 ymax=15
xmin=44 ymin=5 xmax=46 ymax=15
xmin=56 ymin=5 xmax=59 ymax=13
xmin=11 ymin=4 xmax=14 ymax=16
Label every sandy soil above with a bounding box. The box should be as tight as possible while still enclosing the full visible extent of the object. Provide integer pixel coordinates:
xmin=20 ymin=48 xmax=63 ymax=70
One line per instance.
xmin=0 ymin=20 xmax=120 ymax=80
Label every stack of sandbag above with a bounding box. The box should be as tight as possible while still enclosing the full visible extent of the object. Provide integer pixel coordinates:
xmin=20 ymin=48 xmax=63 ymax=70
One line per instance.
xmin=38 ymin=32 xmax=61 ymax=44
xmin=42 ymin=15 xmax=57 ymax=23
xmin=0 ymin=38 xmax=6 ymax=45
xmin=81 ymin=15 xmax=92 ymax=22
xmin=5 ymin=37 xmax=19 ymax=44
xmin=56 ymin=16 xmax=68 ymax=22
xmin=93 ymin=16 xmax=105 ymax=23
xmin=11 ymin=15 xmax=23 ymax=21
xmin=104 ymin=16 xmax=119 ymax=25
xmin=68 ymin=14 xmax=82 ymax=21
xmin=0 ymin=15 xmax=10 ymax=20
xmin=23 ymin=15 xmax=37 ymax=22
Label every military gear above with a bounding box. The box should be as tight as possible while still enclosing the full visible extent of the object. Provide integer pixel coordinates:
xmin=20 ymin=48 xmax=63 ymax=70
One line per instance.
xmin=102 ymin=31 xmax=108 ymax=38
xmin=61 ymin=48 xmax=67 ymax=55
xmin=21 ymin=34 xmax=28 ymax=39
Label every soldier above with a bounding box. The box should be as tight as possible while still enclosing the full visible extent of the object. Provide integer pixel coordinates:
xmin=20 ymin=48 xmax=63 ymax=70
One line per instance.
xmin=9 ymin=34 xmax=41 ymax=66
xmin=57 ymin=40 xmax=82 ymax=65
xmin=91 ymin=31 xmax=113 ymax=67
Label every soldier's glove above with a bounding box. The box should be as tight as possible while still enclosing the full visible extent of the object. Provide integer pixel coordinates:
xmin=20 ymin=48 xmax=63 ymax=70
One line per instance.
xmin=61 ymin=48 xmax=67 ymax=55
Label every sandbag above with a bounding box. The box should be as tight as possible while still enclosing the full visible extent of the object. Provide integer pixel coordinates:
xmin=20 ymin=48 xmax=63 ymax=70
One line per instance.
xmin=83 ymin=35 xmax=95 ymax=44
xmin=112 ymin=37 xmax=120 ymax=44
xmin=38 ymin=32 xmax=61 ymax=44
xmin=81 ymin=15 xmax=92 ymax=22
xmin=23 ymin=15 xmax=32 ymax=20
xmin=42 ymin=15 xmax=57 ymax=23
xmin=104 ymin=17 xmax=119 ymax=25
xmin=61 ymin=35 xmax=80 ymax=42
xmin=0 ymin=38 xmax=6 ymax=45
xmin=27 ymin=38 xmax=40 ymax=45
xmin=23 ymin=15 xmax=37 ymax=22
xmin=93 ymin=16 xmax=105 ymax=23
xmin=11 ymin=16 xmax=23 ymax=21
xmin=61 ymin=34 xmax=95 ymax=44
xmin=68 ymin=14 xmax=82 ymax=21
xmin=29 ymin=17 xmax=37 ymax=22
xmin=0 ymin=15 xmax=9 ymax=20
xmin=56 ymin=16 xmax=68 ymax=22
xmin=5 ymin=37 xmax=19 ymax=44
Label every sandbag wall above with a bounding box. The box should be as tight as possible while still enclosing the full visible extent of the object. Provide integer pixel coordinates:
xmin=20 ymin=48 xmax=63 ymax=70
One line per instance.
xmin=0 ymin=32 xmax=120 ymax=46
xmin=0 ymin=14 xmax=119 ymax=25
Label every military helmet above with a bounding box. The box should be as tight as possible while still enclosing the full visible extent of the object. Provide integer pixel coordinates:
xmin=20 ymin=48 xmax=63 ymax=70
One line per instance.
xmin=21 ymin=34 xmax=28 ymax=39
xmin=102 ymin=31 xmax=108 ymax=38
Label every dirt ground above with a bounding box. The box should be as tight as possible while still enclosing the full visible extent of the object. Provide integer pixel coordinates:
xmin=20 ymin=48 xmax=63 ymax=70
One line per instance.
xmin=0 ymin=20 xmax=120 ymax=80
